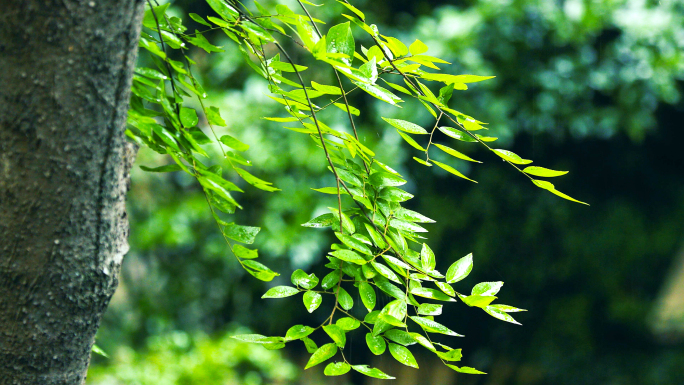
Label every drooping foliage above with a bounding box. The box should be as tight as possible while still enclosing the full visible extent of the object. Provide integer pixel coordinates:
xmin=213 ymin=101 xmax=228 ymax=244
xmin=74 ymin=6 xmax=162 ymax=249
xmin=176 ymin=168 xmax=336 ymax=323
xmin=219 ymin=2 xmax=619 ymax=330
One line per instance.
xmin=124 ymin=0 xmax=586 ymax=378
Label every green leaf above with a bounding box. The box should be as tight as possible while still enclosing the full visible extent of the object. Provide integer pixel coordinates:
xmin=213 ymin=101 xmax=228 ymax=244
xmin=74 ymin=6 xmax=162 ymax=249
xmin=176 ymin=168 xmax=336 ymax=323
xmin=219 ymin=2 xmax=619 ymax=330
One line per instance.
xmin=233 ymin=244 xmax=258 ymax=259
xmin=417 ymin=303 xmax=443 ymax=316
xmin=420 ymin=243 xmax=436 ymax=271
xmin=364 ymin=223 xmax=387 ymax=248
xmin=484 ymin=306 xmax=522 ymax=325
xmin=410 ymin=287 xmax=454 ymax=302
xmin=223 ymin=223 xmax=260 ymax=244
xmin=297 ymin=17 xmax=320 ymax=50
xmin=302 ymin=213 xmax=336 ymax=228
xmin=365 ymin=333 xmax=387 ymax=355
xmin=324 ymin=362 xmax=351 ymax=376
xmin=446 ymin=253 xmax=473 ymax=283
xmin=410 ymin=316 xmax=463 ymax=337
xmin=269 ymin=61 xmax=308 ymax=72
xmin=446 ymin=365 xmax=486 ymax=374
xmin=383 ymin=35 xmax=408 ymax=56
xmin=185 ymin=31 xmax=224 ymax=53
xmin=451 ymin=75 xmax=495 ymax=83
xmin=438 ymin=126 xmax=477 ymax=142
xmin=203 ymin=106 xmax=225 ymax=126
xmin=354 ymin=81 xmax=403 ymax=105
xmin=291 ymin=269 xmax=319 ymax=289
xmin=180 ymin=107 xmax=198 ymax=128
xmin=435 ymin=281 xmax=455 ymax=297
xmin=364 ymin=311 xmax=380 ymax=324
xmin=409 ymin=39 xmax=428 ymax=55
xmin=359 ymin=282 xmax=376 ymax=312
xmin=334 ymin=102 xmax=360 ymax=116
xmin=327 ymin=22 xmax=355 ymax=66
xmin=91 ymin=344 xmax=108 ymax=358
xmin=321 ymin=270 xmax=342 ymax=289
xmin=472 ymin=281 xmax=503 ymax=296
xmin=395 ymin=208 xmax=435 ymax=223
xmin=378 ymin=187 xmax=414 ymax=202
xmin=139 ymin=164 xmax=183 ymax=173
xmin=372 ymin=261 xmax=402 ymax=284
xmin=488 ymin=304 xmax=527 ymax=312
xmin=384 ymin=329 xmax=417 ymax=346
xmin=330 ymin=249 xmax=367 ymax=265
xmin=382 ymin=117 xmax=428 ymax=134
xmin=311 ymin=81 xmax=342 ymax=95
xmin=352 ymin=365 xmax=396 ymax=379
xmin=206 ymin=0 xmax=239 ymax=21
xmin=231 ymin=334 xmax=284 ymax=349
xmin=390 ymin=218 xmax=427 ymax=233
xmin=323 ymin=324 xmax=347 ymax=348
xmin=433 ymin=143 xmax=481 ymax=163
xmin=285 ymin=325 xmax=315 ymax=341
xmin=438 ymin=83 xmax=454 ymax=105
xmin=302 ymin=337 xmax=318 ymax=353
xmin=389 ymin=343 xmax=419 ymax=368
xmin=398 ymin=130 xmax=426 ymax=151
xmin=410 ymin=332 xmax=436 ymax=351
xmin=374 ymin=276 xmax=407 ymax=301
xmin=328 ymin=207 xmax=356 ymax=233
xmin=303 ymin=291 xmax=322 ymax=313
xmin=312 ymin=187 xmax=346 ymax=195
xmin=220 ymin=134 xmax=249 ymax=151
xmin=262 ymin=286 xmax=299 ymax=299
xmin=433 ymin=160 xmax=477 ymax=183
xmin=544 ymin=184 xmax=590 ymax=205
xmin=461 ymin=295 xmax=497 ymax=308
xmin=369 ymin=171 xmax=407 ymax=187
xmin=336 ymin=233 xmax=373 ymax=255
xmin=337 ymin=0 xmax=365 ymax=21
xmin=305 ymin=343 xmax=338 ymax=369
xmin=242 ymin=260 xmax=279 ymax=281
xmin=336 ymin=317 xmax=361 ymax=330
xmin=436 ymin=349 xmax=463 ymax=361
xmin=492 ymin=149 xmax=532 ymax=165
xmin=379 ymin=313 xmax=406 ymax=327
xmin=337 ymin=287 xmax=354 ymax=310
xmin=189 ymin=13 xmax=211 ymax=26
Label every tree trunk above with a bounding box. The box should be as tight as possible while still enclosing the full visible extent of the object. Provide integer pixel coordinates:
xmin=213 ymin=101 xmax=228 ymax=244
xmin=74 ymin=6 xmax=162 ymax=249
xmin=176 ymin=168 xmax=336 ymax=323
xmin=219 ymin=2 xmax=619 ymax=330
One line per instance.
xmin=0 ymin=1 xmax=144 ymax=384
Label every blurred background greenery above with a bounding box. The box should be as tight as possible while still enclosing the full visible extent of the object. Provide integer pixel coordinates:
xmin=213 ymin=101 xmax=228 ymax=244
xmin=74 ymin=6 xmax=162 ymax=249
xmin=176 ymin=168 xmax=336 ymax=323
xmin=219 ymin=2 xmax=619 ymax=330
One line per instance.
xmin=88 ymin=0 xmax=684 ymax=384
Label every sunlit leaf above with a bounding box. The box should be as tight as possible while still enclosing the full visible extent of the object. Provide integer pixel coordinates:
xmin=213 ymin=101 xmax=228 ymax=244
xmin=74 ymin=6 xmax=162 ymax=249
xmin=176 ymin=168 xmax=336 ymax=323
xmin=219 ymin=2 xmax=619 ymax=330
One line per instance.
xmin=382 ymin=117 xmax=428 ymax=134
xmin=359 ymin=282 xmax=377 ymax=311
xmin=446 ymin=253 xmax=473 ymax=283
xmin=303 ymin=291 xmax=322 ymax=313
xmin=305 ymin=343 xmax=338 ymax=369
xmin=262 ymin=285 xmax=299 ymax=299
xmin=410 ymin=316 xmax=463 ymax=336
xmin=471 ymin=281 xmax=503 ymax=296
xmin=446 ymin=365 xmax=487 ymax=374
xmin=285 ymin=325 xmax=315 ymax=341
xmin=324 ymin=362 xmax=351 ymax=376
xmin=389 ymin=343 xmax=419 ymax=368
xmin=352 ymin=365 xmax=396 ymax=379
xmin=433 ymin=160 xmax=477 ymax=183
xmin=323 ymin=324 xmax=347 ymax=348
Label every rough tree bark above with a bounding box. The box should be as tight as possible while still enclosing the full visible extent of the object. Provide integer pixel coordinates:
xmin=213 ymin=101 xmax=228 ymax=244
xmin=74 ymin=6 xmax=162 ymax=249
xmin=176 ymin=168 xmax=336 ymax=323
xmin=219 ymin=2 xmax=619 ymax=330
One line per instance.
xmin=0 ymin=1 xmax=145 ymax=384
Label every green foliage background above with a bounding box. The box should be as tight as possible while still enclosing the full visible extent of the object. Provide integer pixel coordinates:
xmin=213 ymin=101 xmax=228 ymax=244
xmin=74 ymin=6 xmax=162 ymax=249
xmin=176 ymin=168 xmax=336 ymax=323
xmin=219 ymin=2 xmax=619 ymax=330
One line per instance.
xmin=89 ymin=0 xmax=684 ymax=384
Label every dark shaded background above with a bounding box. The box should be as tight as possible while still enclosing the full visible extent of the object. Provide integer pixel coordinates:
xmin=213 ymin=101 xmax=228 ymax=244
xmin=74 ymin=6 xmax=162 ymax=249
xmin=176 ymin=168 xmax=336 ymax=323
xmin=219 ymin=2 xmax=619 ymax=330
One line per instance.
xmin=89 ymin=0 xmax=684 ymax=384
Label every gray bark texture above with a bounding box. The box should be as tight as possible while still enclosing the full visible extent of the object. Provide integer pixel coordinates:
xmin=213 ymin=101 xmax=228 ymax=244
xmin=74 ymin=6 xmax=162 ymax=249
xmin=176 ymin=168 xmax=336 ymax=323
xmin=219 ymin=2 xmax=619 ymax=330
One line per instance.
xmin=0 ymin=1 xmax=145 ymax=384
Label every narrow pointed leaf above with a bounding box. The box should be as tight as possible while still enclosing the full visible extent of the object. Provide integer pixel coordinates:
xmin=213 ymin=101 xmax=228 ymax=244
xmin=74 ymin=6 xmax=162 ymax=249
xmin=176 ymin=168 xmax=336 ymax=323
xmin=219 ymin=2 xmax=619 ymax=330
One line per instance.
xmin=305 ymin=343 xmax=338 ymax=369
xmin=446 ymin=253 xmax=473 ymax=283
